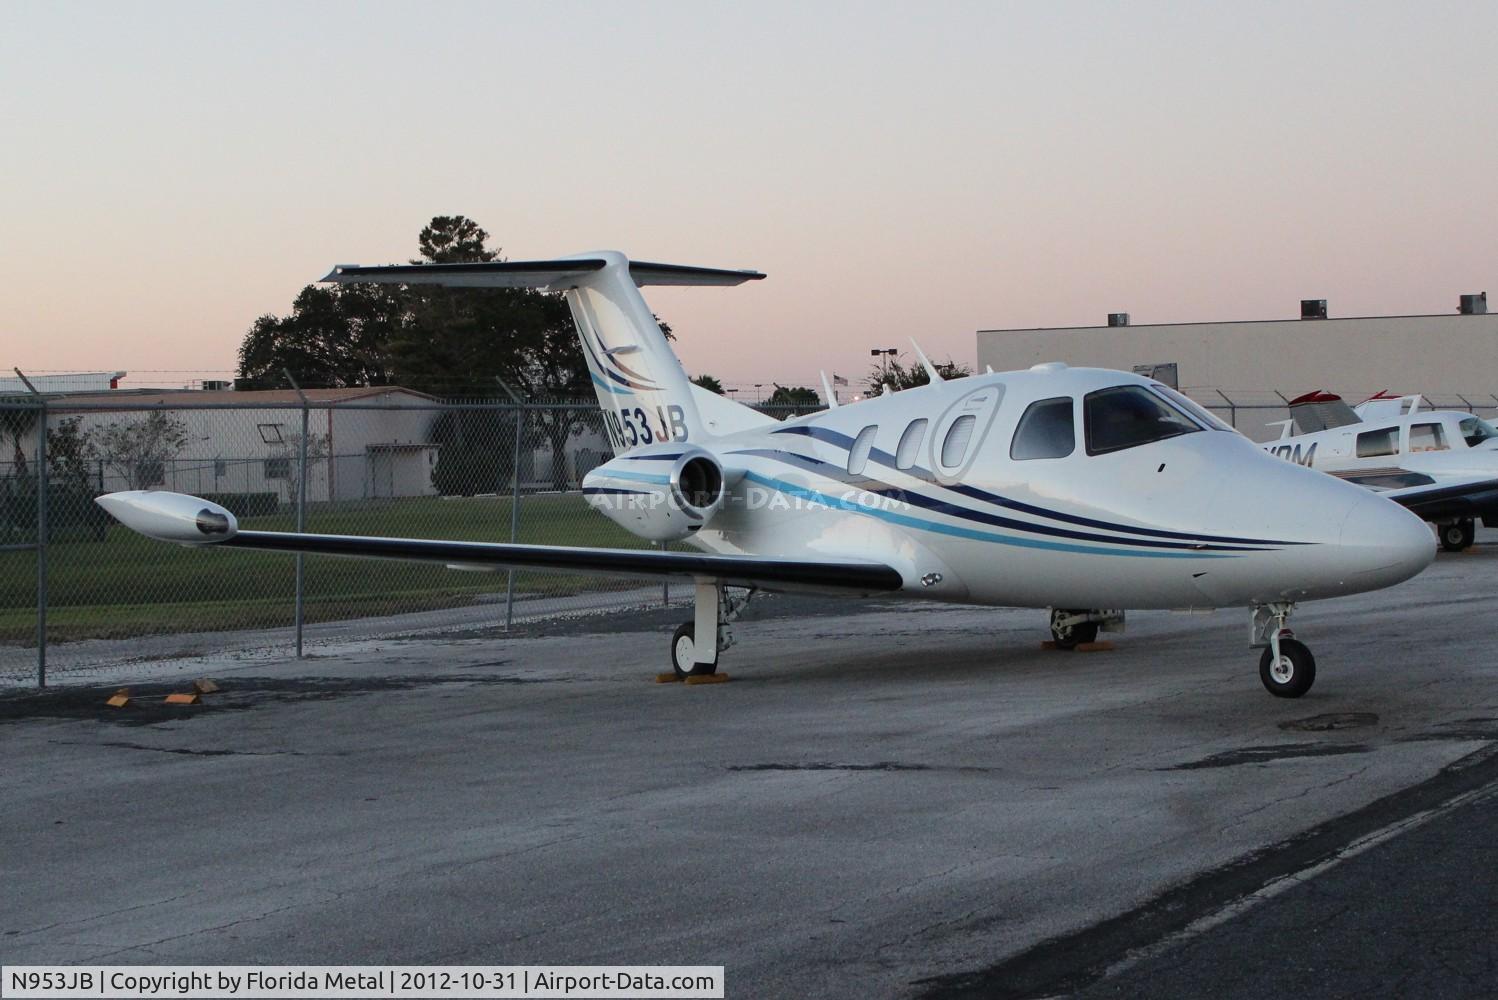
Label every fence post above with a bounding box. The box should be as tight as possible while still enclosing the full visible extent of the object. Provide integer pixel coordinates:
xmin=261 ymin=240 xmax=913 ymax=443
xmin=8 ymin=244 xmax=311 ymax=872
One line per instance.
xmin=14 ymin=369 xmax=47 ymax=687
xmin=1214 ymin=389 xmax=1237 ymax=429
xmin=285 ymin=370 xmax=308 ymax=658
xmin=494 ymin=380 xmax=524 ymax=631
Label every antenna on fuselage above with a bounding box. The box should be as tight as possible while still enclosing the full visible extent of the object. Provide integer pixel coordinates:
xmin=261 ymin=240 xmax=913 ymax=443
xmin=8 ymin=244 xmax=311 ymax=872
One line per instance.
xmin=819 ymin=370 xmax=840 ymax=409
xmin=910 ymin=338 xmax=942 ymax=384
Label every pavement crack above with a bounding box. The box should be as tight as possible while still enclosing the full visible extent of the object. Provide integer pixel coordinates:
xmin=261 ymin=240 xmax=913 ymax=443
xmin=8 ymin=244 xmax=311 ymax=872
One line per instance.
xmin=48 ymin=740 xmax=302 ymax=757
xmin=1160 ymin=743 xmax=1370 ymax=771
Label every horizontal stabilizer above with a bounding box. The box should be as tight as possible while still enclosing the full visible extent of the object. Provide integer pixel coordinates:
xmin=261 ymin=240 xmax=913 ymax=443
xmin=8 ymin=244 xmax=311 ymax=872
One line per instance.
xmin=321 ymin=258 xmax=764 ymax=289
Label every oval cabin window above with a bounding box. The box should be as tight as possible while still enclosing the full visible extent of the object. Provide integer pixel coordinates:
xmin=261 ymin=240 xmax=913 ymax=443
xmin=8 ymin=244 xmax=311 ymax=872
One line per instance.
xmin=941 ymin=414 xmax=977 ymax=467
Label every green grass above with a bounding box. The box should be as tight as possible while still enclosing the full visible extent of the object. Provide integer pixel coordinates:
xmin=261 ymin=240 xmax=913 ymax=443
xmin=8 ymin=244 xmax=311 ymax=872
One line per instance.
xmin=0 ymin=494 xmax=663 ymax=643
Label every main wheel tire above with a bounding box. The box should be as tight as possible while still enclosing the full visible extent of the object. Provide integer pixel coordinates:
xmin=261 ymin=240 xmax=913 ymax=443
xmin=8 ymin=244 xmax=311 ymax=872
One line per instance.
xmin=1050 ymin=610 xmax=1099 ymax=650
xmin=1439 ymin=519 xmax=1475 ymax=552
xmin=670 ymin=622 xmax=716 ymax=679
xmin=1259 ymin=637 xmax=1316 ymax=698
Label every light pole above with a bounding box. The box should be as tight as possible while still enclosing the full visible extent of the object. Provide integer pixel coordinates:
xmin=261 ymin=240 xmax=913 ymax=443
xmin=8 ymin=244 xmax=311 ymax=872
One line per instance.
xmin=871 ymin=348 xmax=898 ymax=390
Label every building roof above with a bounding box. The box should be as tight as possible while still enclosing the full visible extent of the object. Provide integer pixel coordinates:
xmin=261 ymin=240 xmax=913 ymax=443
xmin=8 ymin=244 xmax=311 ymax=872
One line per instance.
xmin=978 ymin=311 xmax=1497 ymax=334
xmin=50 ymin=386 xmax=439 ymax=408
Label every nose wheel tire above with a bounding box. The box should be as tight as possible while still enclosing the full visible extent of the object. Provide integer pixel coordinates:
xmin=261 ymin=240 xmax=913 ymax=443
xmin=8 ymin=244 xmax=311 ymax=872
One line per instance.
xmin=670 ymin=622 xmax=716 ymax=679
xmin=1259 ymin=638 xmax=1316 ymax=698
xmin=1439 ymin=519 xmax=1475 ymax=552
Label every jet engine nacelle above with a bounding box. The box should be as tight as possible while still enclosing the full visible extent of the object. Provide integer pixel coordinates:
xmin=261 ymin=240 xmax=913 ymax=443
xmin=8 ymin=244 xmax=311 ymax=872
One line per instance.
xmin=583 ymin=444 xmax=727 ymax=542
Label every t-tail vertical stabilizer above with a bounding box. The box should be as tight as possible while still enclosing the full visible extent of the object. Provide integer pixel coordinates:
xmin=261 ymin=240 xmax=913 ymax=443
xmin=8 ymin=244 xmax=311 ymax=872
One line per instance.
xmin=321 ymin=251 xmax=764 ymax=452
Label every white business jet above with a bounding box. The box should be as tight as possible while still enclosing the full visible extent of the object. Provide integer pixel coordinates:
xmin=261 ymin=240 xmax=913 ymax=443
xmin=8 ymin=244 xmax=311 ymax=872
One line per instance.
xmin=1263 ymin=390 xmax=1498 ymax=552
xmin=97 ymin=252 xmax=1435 ymax=698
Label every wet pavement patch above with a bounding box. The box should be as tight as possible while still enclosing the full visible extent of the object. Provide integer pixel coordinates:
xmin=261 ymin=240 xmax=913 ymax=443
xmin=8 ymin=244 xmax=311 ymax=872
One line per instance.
xmin=1280 ymin=712 xmax=1380 ymax=732
xmin=1161 ymin=743 xmax=1371 ymax=770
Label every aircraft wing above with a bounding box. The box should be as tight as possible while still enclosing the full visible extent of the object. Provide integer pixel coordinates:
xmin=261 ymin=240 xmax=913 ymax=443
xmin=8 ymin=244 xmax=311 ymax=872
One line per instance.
xmin=1378 ymin=476 xmax=1498 ymax=522
xmin=95 ymin=492 xmax=902 ymax=594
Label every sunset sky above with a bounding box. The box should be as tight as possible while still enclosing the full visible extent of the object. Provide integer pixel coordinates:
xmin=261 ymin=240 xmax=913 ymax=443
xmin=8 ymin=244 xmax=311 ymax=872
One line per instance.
xmin=3 ymin=1 xmax=1495 ymax=393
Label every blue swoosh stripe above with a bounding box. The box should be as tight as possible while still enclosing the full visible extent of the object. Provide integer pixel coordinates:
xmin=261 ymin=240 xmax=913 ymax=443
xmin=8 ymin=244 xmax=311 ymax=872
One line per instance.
xmin=742 ymin=472 xmax=1235 ymax=560
xmin=590 ymin=373 xmax=636 ymax=396
xmin=772 ymin=424 xmax=1302 ymax=547
xmin=730 ymin=449 xmax=1270 ymax=553
xmin=601 ymin=470 xmax=671 ymax=486
xmin=583 ymin=486 xmax=655 ymax=497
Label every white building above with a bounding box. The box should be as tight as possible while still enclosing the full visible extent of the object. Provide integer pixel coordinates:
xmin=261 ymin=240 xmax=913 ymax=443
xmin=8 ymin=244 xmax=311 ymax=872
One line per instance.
xmin=977 ymin=296 xmax=1497 ymax=440
xmin=40 ymin=387 xmax=443 ymax=502
xmin=0 ymin=371 xmax=126 ymax=394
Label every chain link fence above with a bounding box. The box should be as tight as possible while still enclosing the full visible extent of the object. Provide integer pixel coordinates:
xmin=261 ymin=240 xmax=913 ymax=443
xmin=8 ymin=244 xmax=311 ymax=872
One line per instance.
xmin=4 ymin=390 xmax=1497 ymax=686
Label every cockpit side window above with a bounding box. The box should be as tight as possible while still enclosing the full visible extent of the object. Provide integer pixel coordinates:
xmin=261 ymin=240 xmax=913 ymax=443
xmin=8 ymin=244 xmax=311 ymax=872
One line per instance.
xmin=895 ymin=419 xmax=928 ymax=470
xmin=1010 ymin=397 xmax=1076 ymax=460
xmin=1356 ymin=427 xmax=1398 ymax=458
xmin=1083 ymin=386 xmax=1201 ymax=456
xmin=1409 ymin=422 xmax=1448 ymax=452
xmin=1459 ymin=416 xmax=1498 ymax=448
xmin=848 ymin=424 xmax=878 ymax=476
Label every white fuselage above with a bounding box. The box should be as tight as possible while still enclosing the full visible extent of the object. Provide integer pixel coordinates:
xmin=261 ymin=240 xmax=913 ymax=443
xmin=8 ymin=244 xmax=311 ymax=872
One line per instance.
xmin=1261 ymin=404 xmax=1498 ymax=494
xmin=586 ymin=366 xmax=1434 ymax=610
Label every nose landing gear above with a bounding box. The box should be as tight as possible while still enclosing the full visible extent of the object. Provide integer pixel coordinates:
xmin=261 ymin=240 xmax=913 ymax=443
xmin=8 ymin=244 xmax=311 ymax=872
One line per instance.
xmin=1251 ymin=602 xmax=1316 ymax=697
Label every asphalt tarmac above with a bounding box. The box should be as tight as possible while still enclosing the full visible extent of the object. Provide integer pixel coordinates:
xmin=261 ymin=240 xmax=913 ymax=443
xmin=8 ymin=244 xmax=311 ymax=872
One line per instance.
xmin=3 ymin=541 xmax=1497 ymax=998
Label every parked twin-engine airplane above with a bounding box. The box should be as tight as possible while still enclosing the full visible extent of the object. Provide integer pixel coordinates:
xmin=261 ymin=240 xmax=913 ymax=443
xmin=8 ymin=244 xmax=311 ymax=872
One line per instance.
xmin=1264 ymin=390 xmax=1498 ymax=552
xmin=97 ymin=252 xmax=1435 ymax=698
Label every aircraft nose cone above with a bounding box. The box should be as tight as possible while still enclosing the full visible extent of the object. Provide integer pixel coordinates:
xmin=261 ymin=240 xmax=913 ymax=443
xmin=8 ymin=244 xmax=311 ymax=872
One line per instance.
xmin=1337 ymin=494 xmax=1436 ymax=589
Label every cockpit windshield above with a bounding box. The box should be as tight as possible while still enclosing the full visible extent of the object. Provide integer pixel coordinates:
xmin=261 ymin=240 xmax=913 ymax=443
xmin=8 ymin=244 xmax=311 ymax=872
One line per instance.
xmin=1084 ymin=385 xmax=1203 ymax=455
xmin=1148 ymin=384 xmax=1236 ymax=433
xmin=1459 ymin=416 xmax=1498 ymax=448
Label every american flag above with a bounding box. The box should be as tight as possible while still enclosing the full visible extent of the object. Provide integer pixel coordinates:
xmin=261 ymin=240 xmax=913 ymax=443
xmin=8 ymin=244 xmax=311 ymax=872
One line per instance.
xmin=832 ymin=373 xmax=848 ymax=385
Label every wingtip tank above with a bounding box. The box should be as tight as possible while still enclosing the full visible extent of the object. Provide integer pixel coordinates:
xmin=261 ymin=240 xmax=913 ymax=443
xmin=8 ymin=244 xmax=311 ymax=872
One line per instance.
xmin=95 ymin=491 xmax=239 ymax=544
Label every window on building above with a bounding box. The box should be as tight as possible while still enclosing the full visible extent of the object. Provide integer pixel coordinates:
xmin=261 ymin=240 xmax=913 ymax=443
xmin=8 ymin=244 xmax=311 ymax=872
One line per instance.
xmin=940 ymin=415 xmax=978 ymax=467
xmin=1011 ymin=397 xmax=1076 ymax=460
xmin=1409 ymin=423 xmax=1448 ymax=452
xmin=848 ymin=425 xmax=878 ymax=476
xmin=1084 ymin=386 xmax=1201 ymax=456
xmin=1356 ymin=427 xmax=1398 ymax=458
xmin=264 ymin=457 xmax=291 ymax=479
xmin=895 ymin=419 xmax=928 ymax=470
xmin=258 ymin=423 xmax=285 ymax=444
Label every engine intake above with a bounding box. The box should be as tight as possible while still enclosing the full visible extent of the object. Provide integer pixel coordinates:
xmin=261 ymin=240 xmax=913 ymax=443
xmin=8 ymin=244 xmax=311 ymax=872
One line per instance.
xmin=583 ymin=445 xmax=728 ymax=542
xmin=673 ymin=454 xmax=725 ymax=516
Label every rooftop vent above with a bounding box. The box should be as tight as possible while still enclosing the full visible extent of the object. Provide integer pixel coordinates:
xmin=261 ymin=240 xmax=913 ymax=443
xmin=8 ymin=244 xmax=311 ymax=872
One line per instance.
xmin=1107 ymin=312 xmax=1130 ymax=327
xmin=1300 ymin=299 xmax=1327 ymax=320
xmin=1459 ymin=292 xmax=1487 ymax=315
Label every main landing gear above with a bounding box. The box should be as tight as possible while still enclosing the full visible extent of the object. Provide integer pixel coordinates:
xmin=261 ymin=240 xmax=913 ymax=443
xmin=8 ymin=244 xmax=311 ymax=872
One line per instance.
xmin=1251 ymin=602 xmax=1316 ymax=698
xmin=1438 ymin=518 xmax=1475 ymax=553
xmin=1048 ymin=608 xmax=1125 ymax=649
xmin=670 ymin=582 xmax=755 ymax=679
